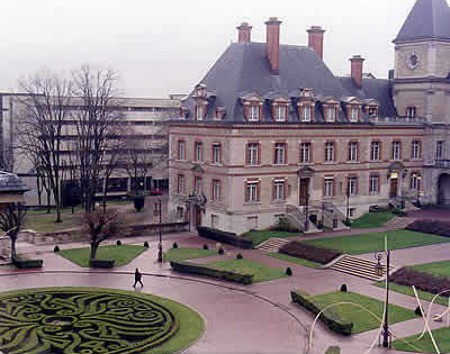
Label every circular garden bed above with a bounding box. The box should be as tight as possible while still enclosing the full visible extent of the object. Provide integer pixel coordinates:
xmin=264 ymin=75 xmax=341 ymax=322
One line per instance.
xmin=0 ymin=287 xmax=204 ymax=354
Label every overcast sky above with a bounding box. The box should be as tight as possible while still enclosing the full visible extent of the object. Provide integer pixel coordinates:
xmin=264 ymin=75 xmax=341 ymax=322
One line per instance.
xmin=0 ymin=0 xmax=417 ymax=98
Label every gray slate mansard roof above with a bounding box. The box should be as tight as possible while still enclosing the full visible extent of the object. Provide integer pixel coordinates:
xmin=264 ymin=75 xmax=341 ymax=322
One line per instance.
xmin=180 ymin=42 xmax=397 ymax=123
xmin=395 ymin=0 xmax=450 ymax=43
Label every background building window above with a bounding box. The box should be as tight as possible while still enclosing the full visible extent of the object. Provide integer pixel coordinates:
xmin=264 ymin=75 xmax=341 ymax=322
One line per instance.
xmin=246 ymin=143 xmax=260 ymax=165
xmin=436 ymin=141 xmax=444 ymax=159
xmin=212 ymin=179 xmax=221 ymax=201
xmin=370 ymin=141 xmax=381 ymax=161
xmin=348 ymin=142 xmax=359 ymax=161
xmin=323 ymin=178 xmax=334 ymax=197
xmin=325 ymin=142 xmax=335 ymax=162
xmin=194 ymin=142 xmax=203 ymax=162
xmin=369 ymin=175 xmax=379 ymax=194
xmin=177 ymin=140 xmax=186 ymax=160
xmin=272 ymin=180 xmax=285 ymax=201
xmin=212 ymin=144 xmax=222 ymax=164
xmin=245 ymin=180 xmax=260 ymax=202
xmin=300 ymin=142 xmax=311 ymax=163
xmin=392 ymin=141 xmax=402 ymax=160
xmin=274 ymin=143 xmax=287 ymax=164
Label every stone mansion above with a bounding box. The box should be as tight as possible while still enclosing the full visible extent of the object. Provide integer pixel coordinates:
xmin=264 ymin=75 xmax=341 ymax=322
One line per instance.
xmin=168 ymin=0 xmax=450 ymax=235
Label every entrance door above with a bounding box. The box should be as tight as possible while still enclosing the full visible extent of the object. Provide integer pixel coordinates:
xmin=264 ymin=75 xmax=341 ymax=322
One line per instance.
xmin=194 ymin=206 xmax=202 ymax=229
xmin=299 ymin=178 xmax=309 ymax=206
xmin=389 ymin=178 xmax=398 ymax=199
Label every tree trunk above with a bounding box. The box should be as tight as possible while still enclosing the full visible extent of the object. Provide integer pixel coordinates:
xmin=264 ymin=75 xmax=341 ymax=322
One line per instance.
xmin=10 ymin=238 xmax=17 ymax=258
xmin=90 ymin=243 xmax=99 ymax=260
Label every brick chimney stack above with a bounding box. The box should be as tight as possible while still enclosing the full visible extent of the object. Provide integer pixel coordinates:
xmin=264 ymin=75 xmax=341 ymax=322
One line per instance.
xmin=350 ymin=55 xmax=365 ymax=89
xmin=237 ymin=22 xmax=252 ymax=43
xmin=307 ymin=26 xmax=326 ymax=60
xmin=265 ymin=17 xmax=282 ymax=74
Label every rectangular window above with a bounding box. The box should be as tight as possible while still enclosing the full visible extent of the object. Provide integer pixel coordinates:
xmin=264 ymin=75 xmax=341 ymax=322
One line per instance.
xmin=212 ymin=144 xmax=222 ymax=164
xmin=177 ymin=206 xmax=184 ymax=219
xmin=245 ymin=180 xmax=260 ymax=203
xmin=348 ymin=142 xmax=359 ymax=161
xmin=246 ymin=143 xmax=260 ymax=165
xmin=411 ymin=141 xmax=421 ymax=160
xmin=369 ymin=175 xmax=380 ymax=194
xmin=196 ymin=105 xmax=204 ymax=120
xmin=392 ymin=141 xmax=402 ymax=160
xmin=274 ymin=143 xmax=287 ymax=164
xmin=368 ymin=107 xmax=378 ymax=118
xmin=194 ymin=142 xmax=203 ymax=162
xmin=350 ymin=107 xmax=359 ymax=122
xmin=275 ymin=105 xmax=287 ymax=122
xmin=436 ymin=141 xmax=444 ymax=159
xmin=370 ymin=141 xmax=381 ymax=161
xmin=212 ymin=179 xmax=221 ymax=201
xmin=326 ymin=106 xmax=336 ymax=122
xmin=301 ymin=105 xmax=312 ymax=122
xmin=300 ymin=142 xmax=311 ymax=163
xmin=325 ymin=142 xmax=335 ymax=162
xmin=323 ymin=178 xmax=334 ymax=197
xmin=272 ymin=180 xmax=285 ymax=201
xmin=410 ymin=173 xmax=421 ymax=190
xmin=347 ymin=176 xmax=358 ymax=196
xmin=249 ymin=105 xmax=260 ymax=121
xmin=177 ymin=140 xmax=186 ymax=160
xmin=211 ymin=214 xmax=219 ymax=229
xmin=406 ymin=106 xmax=416 ymax=118
xmin=177 ymin=175 xmax=185 ymax=194
xmin=194 ymin=177 xmax=203 ymax=194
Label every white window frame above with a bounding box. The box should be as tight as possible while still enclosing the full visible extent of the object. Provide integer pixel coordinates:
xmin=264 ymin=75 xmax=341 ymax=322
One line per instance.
xmin=406 ymin=106 xmax=417 ymax=118
xmin=348 ymin=177 xmax=358 ymax=196
xmin=249 ymin=105 xmax=260 ymax=122
xmin=300 ymin=142 xmax=311 ymax=163
xmin=326 ymin=106 xmax=336 ymax=122
xmin=194 ymin=177 xmax=203 ymax=194
xmin=195 ymin=142 xmax=203 ymax=162
xmin=275 ymin=105 xmax=287 ymax=122
xmin=212 ymin=179 xmax=221 ymax=201
xmin=348 ymin=142 xmax=358 ymax=161
xmin=177 ymin=140 xmax=186 ymax=160
xmin=177 ymin=175 xmax=185 ymax=194
xmin=392 ymin=141 xmax=401 ymax=160
xmin=196 ymin=105 xmax=204 ymax=120
xmin=410 ymin=173 xmax=420 ymax=190
xmin=247 ymin=143 xmax=259 ymax=165
xmin=370 ymin=141 xmax=380 ymax=161
xmin=325 ymin=142 xmax=335 ymax=162
xmin=274 ymin=143 xmax=286 ymax=165
xmin=411 ymin=141 xmax=420 ymax=160
xmin=212 ymin=144 xmax=221 ymax=164
xmin=273 ymin=180 xmax=285 ymax=201
xmin=436 ymin=141 xmax=444 ymax=159
xmin=301 ymin=105 xmax=312 ymax=122
xmin=324 ymin=178 xmax=334 ymax=197
xmin=369 ymin=175 xmax=379 ymax=195
xmin=246 ymin=181 xmax=259 ymax=202
xmin=350 ymin=107 xmax=359 ymax=122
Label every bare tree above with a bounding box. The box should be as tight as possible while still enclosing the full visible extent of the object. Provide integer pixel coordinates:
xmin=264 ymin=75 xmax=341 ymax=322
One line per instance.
xmin=83 ymin=208 xmax=127 ymax=260
xmin=71 ymin=65 xmax=125 ymax=212
xmin=17 ymin=72 xmax=72 ymax=222
xmin=0 ymin=203 xmax=27 ymax=258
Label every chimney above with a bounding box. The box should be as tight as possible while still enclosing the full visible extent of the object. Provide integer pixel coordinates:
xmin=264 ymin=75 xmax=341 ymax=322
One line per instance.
xmin=350 ymin=55 xmax=365 ymax=89
xmin=265 ymin=17 xmax=282 ymax=74
xmin=307 ymin=26 xmax=326 ymax=60
xmin=237 ymin=22 xmax=252 ymax=43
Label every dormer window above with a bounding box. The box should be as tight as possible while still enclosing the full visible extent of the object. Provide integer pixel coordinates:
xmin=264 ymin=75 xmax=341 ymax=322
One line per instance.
xmin=368 ymin=107 xmax=378 ymax=118
xmin=274 ymin=104 xmax=288 ymax=122
xmin=300 ymin=104 xmax=313 ymax=122
xmin=196 ymin=104 xmax=205 ymax=121
xmin=214 ymin=107 xmax=226 ymax=120
xmin=349 ymin=106 xmax=360 ymax=122
xmin=325 ymin=106 xmax=337 ymax=122
xmin=248 ymin=104 xmax=260 ymax=121
xmin=406 ymin=106 xmax=416 ymax=118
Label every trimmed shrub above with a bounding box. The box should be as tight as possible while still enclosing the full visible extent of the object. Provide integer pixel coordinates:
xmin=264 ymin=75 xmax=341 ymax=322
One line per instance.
xmin=340 ymin=284 xmax=348 ymax=292
xmin=133 ymin=195 xmax=145 ymax=212
xmin=325 ymin=347 xmax=341 ymax=354
xmin=279 ymin=241 xmax=342 ymax=265
xmin=11 ymin=256 xmax=43 ymax=269
xmin=285 ymin=267 xmax=293 ymax=276
xmin=170 ymin=260 xmax=253 ymax=285
xmin=89 ymin=259 xmax=115 ymax=268
xmin=172 ymin=242 xmax=179 ymax=249
xmin=390 ymin=267 xmax=450 ymax=297
xmin=116 ymin=240 xmax=122 ymax=246
xmin=197 ymin=226 xmax=253 ymax=249
xmin=218 ymin=247 xmax=224 ymax=255
xmin=203 ymin=244 xmax=209 ymax=250
xmin=291 ymin=290 xmax=353 ymax=336
xmin=343 ymin=219 xmax=352 ymax=227
xmin=236 ymin=253 xmax=243 ymax=260
xmin=406 ymin=219 xmax=450 ymax=237
xmin=272 ymin=217 xmax=298 ymax=232
xmin=144 ymin=241 xmax=149 ymax=248
xmin=53 ymin=245 xmax=60 ymax=253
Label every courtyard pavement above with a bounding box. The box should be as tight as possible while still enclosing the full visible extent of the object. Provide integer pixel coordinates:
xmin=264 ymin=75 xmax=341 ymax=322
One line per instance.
xmin=0 ymin=209 xmax=449 ymax=353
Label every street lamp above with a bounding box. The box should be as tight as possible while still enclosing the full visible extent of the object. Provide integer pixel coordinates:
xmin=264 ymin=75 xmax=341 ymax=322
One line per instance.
xmin=417 ymin=174 xmax=422 ymax=206
xmin=374 ymin=246 xmax=392 ymax=348
xmin=346 ymin=179 xmax=351 ymax=224
xmin=154 ymin=199 xmax=163 ymax=263
xmin=304 ymin=192 xmax=310 ymax=232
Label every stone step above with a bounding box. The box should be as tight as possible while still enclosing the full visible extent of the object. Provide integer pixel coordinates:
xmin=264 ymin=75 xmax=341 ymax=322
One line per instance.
xmin=327 ymin=255 xmax=395 ymax=281
xmin=256 ymin=238 xmax=291 ymax=253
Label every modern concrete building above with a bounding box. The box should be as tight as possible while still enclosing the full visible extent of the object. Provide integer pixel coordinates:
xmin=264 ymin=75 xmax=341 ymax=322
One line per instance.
xmin=168 ymin=0 xmax=450 ymax=235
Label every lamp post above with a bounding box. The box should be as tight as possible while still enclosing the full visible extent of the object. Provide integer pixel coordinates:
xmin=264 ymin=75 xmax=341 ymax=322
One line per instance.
xmin=417 ymin=174 xmax=422 ymax=206
xmin=304 ymin=192 xmax=310 ymax=232
xmin=375 ymin=247 xmax=391 ymax=348
xmin=155 ymin=198 xmax=163 ymax=263
xmin=346 ymin=179 xmax=351 ymax=224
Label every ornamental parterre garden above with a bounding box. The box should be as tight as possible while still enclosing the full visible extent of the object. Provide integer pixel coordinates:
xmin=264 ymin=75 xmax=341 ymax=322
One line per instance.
xmin=0 ymin=288 xmax=203 ymax=354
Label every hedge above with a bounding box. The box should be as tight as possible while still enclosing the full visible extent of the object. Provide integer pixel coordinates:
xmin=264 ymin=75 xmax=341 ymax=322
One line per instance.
xmin=279 ymin=242 xmax=342 ymax=265
xmin=197 ymin=226 xmax=253 ymax=249
xmin=406 ymin=219 xmax=450 ymax=237
xmin=170 ymin=260 xmax=253 ymax=285
xmin=390 ymin=267 xmax=450 ymax=297
xmin=11 ymin=255 xmax=43 ymax=269
xmin=89 ymin=259 xmax=116 ymax=268
xmin=291 ymin=290 xmax=353 ymax=336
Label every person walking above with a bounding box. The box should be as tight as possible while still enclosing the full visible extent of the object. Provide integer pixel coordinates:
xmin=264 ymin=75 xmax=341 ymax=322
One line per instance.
xmin=133 ymin=268 xmax=144 ymax=288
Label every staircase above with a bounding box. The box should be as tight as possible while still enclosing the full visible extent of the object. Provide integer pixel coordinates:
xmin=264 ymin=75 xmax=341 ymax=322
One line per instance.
xmin=325 ymin=254 xmax=396 ymax=281
xmin=256 ymin=238 xmax=291 ymax=253
xmin=286 ymin=205 xmax=321 ymax=233
xmin=310 ymin=201 xmax=349 ymax=231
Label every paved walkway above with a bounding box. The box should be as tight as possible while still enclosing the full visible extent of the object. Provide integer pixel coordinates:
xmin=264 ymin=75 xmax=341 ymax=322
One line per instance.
xmin=1 ymin=210 xmax=449 ymax=353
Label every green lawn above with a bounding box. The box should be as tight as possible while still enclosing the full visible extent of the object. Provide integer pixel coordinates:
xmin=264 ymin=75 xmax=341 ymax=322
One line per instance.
xmin=302 ymin=230 xmax=450 ymax=255
xmin=242 ymin=230 xmax=299 ymax=246
xmin=164 ymin=248 xmax=218 ymax=262
xmin=393 ymin=327 xmax=450 ymax=353
xmin=412 ymin=260 xmax=450 ymax=278
xmin=375 ymin=281 xmax=450 ymax=307
xmin=25 ymin=211 xmax=83 ymax=233
xmin=58 ymin=245 xmax=146 ymax=267
xmin=207 ymin=259 xmax=286 ymax=283
xmin=268 ymin=252 xmax=320 ymax=269
xmin=351 ymin=211 xmax=396 ymax=229
xmin=311 ymin=291 xmax=416 ymax=334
